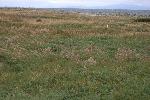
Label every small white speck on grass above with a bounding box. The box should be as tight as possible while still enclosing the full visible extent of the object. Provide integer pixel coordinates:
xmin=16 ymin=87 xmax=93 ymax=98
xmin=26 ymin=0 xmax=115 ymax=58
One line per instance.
xmin=84 ymin=65 xmax=87 ymax=69
xmin=107 ymin=24 xmax=109 ymax=28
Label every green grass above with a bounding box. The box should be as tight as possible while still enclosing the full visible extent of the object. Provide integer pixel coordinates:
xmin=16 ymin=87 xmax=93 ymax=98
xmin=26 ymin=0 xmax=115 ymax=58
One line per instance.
xmin=0 ymin=8 xmax=150 ymax=100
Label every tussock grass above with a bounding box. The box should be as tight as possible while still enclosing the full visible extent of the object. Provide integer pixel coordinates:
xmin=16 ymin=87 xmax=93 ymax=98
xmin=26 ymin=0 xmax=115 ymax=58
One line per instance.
xmin=0 ymin=8 xmax=150 ymax=100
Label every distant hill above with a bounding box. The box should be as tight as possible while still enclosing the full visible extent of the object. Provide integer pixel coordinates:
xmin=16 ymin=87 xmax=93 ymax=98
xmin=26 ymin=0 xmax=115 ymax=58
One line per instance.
xmin=56 ymin=4 xmax=150 ymax=10
xmin=48 ymin=8 xmax=150 ymax=17
xmin=101 ymin=4 xmax=150 ymax=10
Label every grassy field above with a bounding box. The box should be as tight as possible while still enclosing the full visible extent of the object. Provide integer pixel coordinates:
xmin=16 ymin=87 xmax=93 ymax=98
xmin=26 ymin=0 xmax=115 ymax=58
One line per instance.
xmin=0 ymin=8 xmax=150 ymax=100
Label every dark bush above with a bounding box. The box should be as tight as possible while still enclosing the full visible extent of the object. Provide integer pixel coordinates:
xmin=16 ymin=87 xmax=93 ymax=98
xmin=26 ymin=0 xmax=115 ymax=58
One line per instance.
xmin=134 ymin=18 xmax=150 ymax=22
xmin=36 ymin=18 xmax=42 ymax=22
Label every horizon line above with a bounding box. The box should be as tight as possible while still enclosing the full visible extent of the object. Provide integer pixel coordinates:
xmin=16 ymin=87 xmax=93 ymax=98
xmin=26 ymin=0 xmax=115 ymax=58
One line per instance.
xmin=0 ymin=6 xmax=150 ymax=11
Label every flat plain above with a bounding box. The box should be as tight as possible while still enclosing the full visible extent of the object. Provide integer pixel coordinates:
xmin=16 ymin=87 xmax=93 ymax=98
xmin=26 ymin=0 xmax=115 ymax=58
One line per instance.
xmin=0 ymin=8 xmax=150 ymax=100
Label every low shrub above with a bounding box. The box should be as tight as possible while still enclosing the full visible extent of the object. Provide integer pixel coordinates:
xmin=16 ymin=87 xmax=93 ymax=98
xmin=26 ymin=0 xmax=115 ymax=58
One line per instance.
xmin=134 ymin=17 xmax=150 ymax=22
xmin=36 ymin=18 xmax=42 ymax=22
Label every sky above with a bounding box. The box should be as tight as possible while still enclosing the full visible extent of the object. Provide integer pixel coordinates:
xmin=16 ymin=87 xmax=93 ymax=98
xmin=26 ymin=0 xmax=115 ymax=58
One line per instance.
xmin=0 ymin=0 xmax=150 ymax=10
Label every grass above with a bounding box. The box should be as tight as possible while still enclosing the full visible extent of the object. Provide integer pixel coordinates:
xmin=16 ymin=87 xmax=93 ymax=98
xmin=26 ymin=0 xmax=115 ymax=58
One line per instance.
xmin=0 ymin=8 xmax=150 ymax=100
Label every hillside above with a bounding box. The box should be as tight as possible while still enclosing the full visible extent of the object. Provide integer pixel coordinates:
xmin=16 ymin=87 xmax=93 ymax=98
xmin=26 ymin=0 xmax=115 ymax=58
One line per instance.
xmin=0 ymin=8 xmax=150 ymax=100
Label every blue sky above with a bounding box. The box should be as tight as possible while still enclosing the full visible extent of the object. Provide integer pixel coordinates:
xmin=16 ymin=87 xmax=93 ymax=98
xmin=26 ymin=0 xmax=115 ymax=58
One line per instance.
xmin=0 ymin=0 xmax=150 ymax=9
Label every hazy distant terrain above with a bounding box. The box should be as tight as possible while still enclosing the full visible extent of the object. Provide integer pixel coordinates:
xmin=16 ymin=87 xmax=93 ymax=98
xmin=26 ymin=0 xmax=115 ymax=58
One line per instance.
xmin=1 ymin=8 xmax=150 ymax=16
xmin=0 ymin=8 xmax=150 ymax=100
xmin=49 ymin=8 xmax=150 ymax=16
